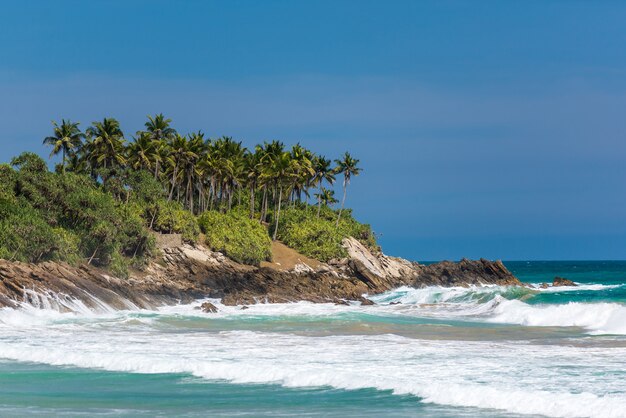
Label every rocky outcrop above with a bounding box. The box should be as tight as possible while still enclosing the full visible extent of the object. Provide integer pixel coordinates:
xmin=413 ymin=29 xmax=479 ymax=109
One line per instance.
xmin=411 ymin=259 xmax=520 ymax=287
xmin=553 ymin=276 xmax=577 ymax=287
xmin=200 ymin=302 xmax=218 ymax=313
xmin=341 ymin=237 xmax=519 ymax=289
xmin=342 ymin=238 xmax=417 ymax=288
xmin=0 ymin=240 xmax=522 ymax=311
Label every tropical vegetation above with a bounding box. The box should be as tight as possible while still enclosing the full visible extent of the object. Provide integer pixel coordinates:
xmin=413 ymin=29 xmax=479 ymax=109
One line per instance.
xmin=0 ymin=114 xmax=375 ymax=272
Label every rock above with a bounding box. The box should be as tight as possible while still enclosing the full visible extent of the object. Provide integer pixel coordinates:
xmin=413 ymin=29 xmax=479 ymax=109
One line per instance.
xmin=342 ymin=237 xmax=417 ymax=289
xmin=553 ymin=277 xmax=577 ymax=287
xmin=240 ymin=306 xmax=249 ymax=310
xmin=359 ymin=298 xmax=375 ymax=306
xmin=200 ymin=302 xmax=218 ymax=313
xmin=411 ymin=258 xmax=520 ymax=287
xmin=0 ymin=239 xmax=522 ymax=312
xmin=539 ymin=283 xmax=549 ymax=289
xmin=292 ymin=263 xmax=314 ymax=274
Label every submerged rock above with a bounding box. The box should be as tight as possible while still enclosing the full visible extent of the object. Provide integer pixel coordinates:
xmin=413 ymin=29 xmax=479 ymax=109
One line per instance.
xmin=200 ymin=302 xmax=218 ymax=313
xmin=553 ymin=277 xmax=577 ymax=287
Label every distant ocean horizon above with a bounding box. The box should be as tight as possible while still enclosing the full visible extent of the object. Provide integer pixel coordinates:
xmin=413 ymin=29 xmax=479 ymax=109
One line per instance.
xmin=1 ymin=260 xmax=625 ymax=417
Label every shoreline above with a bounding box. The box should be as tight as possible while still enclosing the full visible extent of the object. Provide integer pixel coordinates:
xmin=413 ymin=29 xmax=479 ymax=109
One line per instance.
xmin=0 ymin=237 xmax=521 ymax=312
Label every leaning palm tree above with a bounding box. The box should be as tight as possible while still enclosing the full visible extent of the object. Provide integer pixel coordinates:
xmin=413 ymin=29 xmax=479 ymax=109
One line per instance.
xmin=43 ymin=119 xmax=85 ymax=173
xmin=334 ymin=152 xmax=361 ymax=226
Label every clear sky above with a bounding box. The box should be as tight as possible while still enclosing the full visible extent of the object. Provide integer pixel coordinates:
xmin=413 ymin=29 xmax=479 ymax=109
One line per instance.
xmin=1 ymin=0 xmax=625 ymax=261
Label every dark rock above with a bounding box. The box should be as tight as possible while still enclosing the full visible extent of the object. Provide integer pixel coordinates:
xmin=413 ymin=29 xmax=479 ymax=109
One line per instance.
xmin=200 ymin=302 xmax=218 ymax=313
xmin=0 ymin=241 xmax=522 ymax=312
xmin=359 ymin=298 xmax=375 ymax=306
xmin=539 ymin=283 xmax=549 ymax=289
xmin=553 ymin=277 xmax=577 ymax=287
xmin=390 ymin=301 xmax=402 ymax=305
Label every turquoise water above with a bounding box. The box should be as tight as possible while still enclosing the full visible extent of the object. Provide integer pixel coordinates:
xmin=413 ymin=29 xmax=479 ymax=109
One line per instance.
xmin=0 ymin=261 xmax=625 ymax=417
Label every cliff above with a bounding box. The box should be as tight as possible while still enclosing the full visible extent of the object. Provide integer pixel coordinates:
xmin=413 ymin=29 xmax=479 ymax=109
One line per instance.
xmin=0 ymin=237 xmax=521 ymax=311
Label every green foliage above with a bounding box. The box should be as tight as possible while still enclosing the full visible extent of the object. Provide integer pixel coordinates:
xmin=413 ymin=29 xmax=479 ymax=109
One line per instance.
xmin=109 ymin=250 xmax=130 ymax=279
xmin=153 ymin=200 xmax=200 ymax=243
xmin=270 ymin=205 xmax=377 ymax=262
xmin=11 ymin=152 xmax=48 ymax=173
xmin=0 ymin=153 xmax=154 ymax=269
xmin=0 ymin=164 xmax=16 ymax=201
xmin=198 ymin=210 xmax=271 ymax=266
xmin=0 ymin=198 xmax=76 ymax=263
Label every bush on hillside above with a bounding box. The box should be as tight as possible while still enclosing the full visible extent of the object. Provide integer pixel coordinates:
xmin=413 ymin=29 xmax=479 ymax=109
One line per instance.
xmin=270 ymin=205 xmax=377 ymax=262
xmin=0 ymin=153 xmax=154 ymax=272
xmin=198 ymin=210 xmax=271 ymax=266
xmin=152 ymin=200 xmax=200 ymax=243
xmin=0 ymin=198 xmax=77 ymax=263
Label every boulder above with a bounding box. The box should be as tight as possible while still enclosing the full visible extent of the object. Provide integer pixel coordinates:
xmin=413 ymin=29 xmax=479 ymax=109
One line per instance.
xmin=552 ymin=277 xmax=577 ymax=287
xmin=342 ymin=237 xmax=417 ymax=288
xmin=200 ymin=302 xmax=218 ymax=313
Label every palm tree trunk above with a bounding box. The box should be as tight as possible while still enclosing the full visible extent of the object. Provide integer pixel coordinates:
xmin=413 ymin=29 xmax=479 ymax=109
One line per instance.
xmin=317 ymin=194 xmax=322 ymax=218
xmin=249 ymin=184 xmax=255 ymax=219
xmin=272 ymin=185 xmax=283 ymax=240
xmin=336 ymin=183 xmax=348 ymax=227
xmin=168 ymin=165 xmax=178 ymax=201
xmin=62 ymin=148 xmax=66 ymax=173
xmin=260 ymin=186 xmax=267 ymax=222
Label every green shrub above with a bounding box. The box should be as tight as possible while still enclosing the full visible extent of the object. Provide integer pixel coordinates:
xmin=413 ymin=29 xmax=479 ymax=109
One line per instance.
xmin=270 ymin=205 xmax=377 ymax=262
xmin=153 ymin=200 xmax=200 ymax=243
xmin=198 ymin=210 xmax=271 ymax=266
xmin=109 ymin=250 xmax=130 ymax=279
xmin=2 ymin=153 xmax=154 ymax=268
xmin=0 ymin=199 xmax=75 ymax=263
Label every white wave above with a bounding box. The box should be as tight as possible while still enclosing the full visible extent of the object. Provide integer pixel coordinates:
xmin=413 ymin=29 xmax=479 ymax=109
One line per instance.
xmin=369 ymin=284 xmax=511 ymax=304
xmin=488 ymin=297 xmax=626 ymax=335
xmin=0 ymin=309 xmax=625 ymax=418
xmin=531 ymin=283 xmax=622 ymax=292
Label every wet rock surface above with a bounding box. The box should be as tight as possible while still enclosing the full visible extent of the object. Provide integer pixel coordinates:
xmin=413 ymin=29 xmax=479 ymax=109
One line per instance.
xmin=0 ymin=240 xmax=522 ymax=311
xmin=553 ymin=276 xmax=577 ymax=287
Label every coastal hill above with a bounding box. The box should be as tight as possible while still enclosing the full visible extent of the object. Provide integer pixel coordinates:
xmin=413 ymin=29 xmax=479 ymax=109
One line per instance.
xmin=0 ymin=115 xmax=520 ymax=310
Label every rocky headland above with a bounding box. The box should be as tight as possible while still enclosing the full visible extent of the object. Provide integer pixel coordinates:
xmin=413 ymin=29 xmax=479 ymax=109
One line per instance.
xmin=0 ymin=236 xmax=523 ymax=312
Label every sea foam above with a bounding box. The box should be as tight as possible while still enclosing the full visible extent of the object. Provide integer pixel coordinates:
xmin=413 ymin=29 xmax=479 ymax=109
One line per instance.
xmin=0 ymin=308 xmax=625 ymax=418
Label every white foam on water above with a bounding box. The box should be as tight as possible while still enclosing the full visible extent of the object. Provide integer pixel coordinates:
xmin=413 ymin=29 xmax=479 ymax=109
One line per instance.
xmin=1 ymin=286 xmax=626 ymax=417
xmin=531 ymin=283 xmax=622 ymax=292
xmin=0 ymin=307 xmax=625 ymax=418
xmin=487 ymin=298 xmax=626 ymax=335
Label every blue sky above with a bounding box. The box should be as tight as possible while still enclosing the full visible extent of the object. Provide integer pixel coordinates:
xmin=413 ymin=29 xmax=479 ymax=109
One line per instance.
xmin=1 ymin=0 xmax=625 ymax=260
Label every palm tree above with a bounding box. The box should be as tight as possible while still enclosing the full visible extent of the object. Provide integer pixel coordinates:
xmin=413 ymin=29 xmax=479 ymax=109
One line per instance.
xmin=144 ymin=114 xmax=176 ymax=179
xmin=43 ymin=119 xmax=85 ymax=173
xmin=126 ymin=132 xmax=156 ymax=172
xmin=334 ymin=152 xmax=361 ymax=226
xmin=315 ymin=187 xmax=338 ymax=208
xmin=312 ymin=156 xmax=335 ymax=217
xmin=244 ymin=148 xmax=262 ymax=219
xmin=85 ymin=118 xmax=127 ymax=174
xmin=256 ymin=140 xmax=284 ymax=222
xmin=260 ymin=150 xmax=294 ymax=240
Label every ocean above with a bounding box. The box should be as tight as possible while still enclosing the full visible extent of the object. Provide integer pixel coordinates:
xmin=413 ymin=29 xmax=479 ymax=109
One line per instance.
xmin=0 ymin=261 xmax=625 ymax=417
